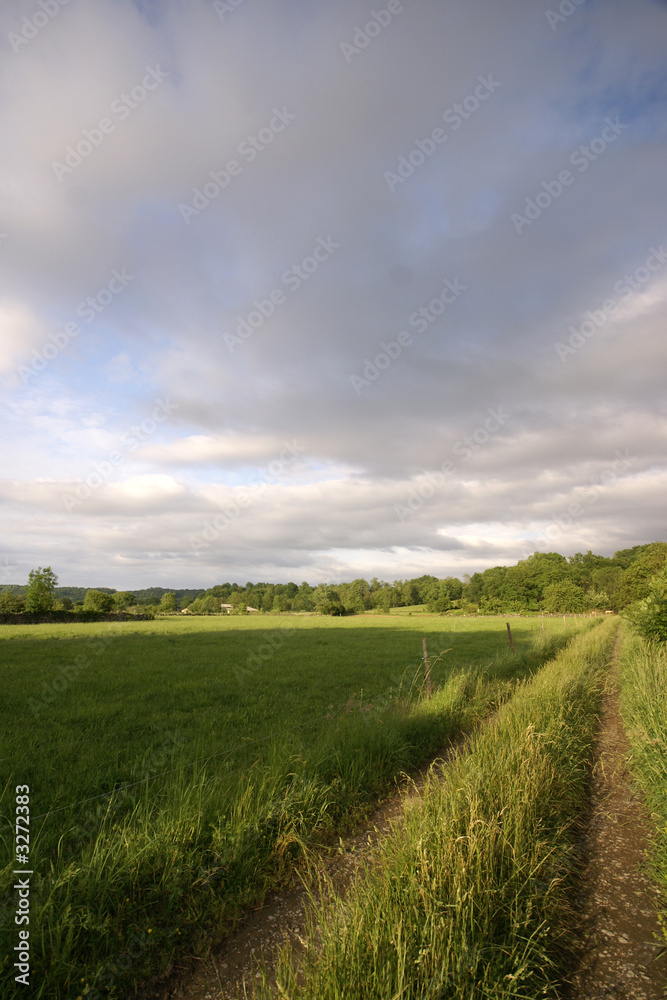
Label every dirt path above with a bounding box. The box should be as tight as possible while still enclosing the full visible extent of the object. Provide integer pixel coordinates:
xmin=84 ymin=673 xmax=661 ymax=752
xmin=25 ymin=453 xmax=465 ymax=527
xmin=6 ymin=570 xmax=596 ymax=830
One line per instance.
xmin=566 ymin=632 xmax=667 ymax=999
xmin=159 ymin=730 xmax=474 ymax=1000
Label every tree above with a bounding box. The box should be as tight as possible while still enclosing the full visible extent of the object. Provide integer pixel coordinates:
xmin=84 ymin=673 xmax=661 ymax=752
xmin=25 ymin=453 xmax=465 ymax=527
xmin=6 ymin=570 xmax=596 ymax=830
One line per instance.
xmin=159 ymin=592 xmax=177 ymax=613
xmin=272 ymin=593 xmax=290 ymax=612
xmin=113 ymin=591 xmax=134 ymax=611
xmin=591 ymin=566 xmax=624 ymax=604
xmin=374 ymin=587 xmax=395 ymax=613
xmin=292 ymin=582 xmax=315 ymax=612
xmin=341 ymin=579 xmax=368 ymax=614
xmin=25 ymin=567 xmax=58 ymax=612
xmin=424 ymin=580 xmax=452 ymax=613
xmin=313 ymin=584 xmax=344 ymax=615
xmin=83 ymin=589 xmax=114 ymax=612
xmin=54 ymin=597 xmax=73 ymax=611
xmin=201 ymin=595 xmax=221 ymax=614
xmin=229 ymin=592 xmax=248 ymax=614
xmin=614 ymin=543 xmax=667 ymax=608
xmin=542 ymin=580 xmax=585 ymax=613
xmin=585 ymin=588 xmax=609 ymax=610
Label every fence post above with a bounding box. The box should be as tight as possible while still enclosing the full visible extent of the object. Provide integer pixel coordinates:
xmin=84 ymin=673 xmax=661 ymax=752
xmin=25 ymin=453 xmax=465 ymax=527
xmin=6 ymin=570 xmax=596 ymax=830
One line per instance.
xmin=506 ymin=622 xmax=515 ymax=652
xmin=422 ymin=636 xmax=431 ymax=699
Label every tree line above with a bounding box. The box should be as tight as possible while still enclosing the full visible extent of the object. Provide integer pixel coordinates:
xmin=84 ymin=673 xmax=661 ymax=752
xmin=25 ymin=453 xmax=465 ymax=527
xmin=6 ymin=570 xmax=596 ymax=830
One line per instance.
xmin=1 ymin=542 xmax=665 ymax=621
xmin=181 ymin=542 xmax=666 ymax=616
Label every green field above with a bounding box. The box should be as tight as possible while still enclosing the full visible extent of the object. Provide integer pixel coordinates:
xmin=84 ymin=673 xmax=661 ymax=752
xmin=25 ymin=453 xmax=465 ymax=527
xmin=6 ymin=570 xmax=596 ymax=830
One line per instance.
xmin=0 ymin=613 xmax=586 ymax=998
xmin=265 ymin=620 xmax=617 ymax=1000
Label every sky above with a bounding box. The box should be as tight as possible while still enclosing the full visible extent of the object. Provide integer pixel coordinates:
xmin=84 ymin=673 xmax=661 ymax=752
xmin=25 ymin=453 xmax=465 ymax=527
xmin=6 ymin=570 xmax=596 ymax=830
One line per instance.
xmin=0 ymin=0 xmax=666 ymax=590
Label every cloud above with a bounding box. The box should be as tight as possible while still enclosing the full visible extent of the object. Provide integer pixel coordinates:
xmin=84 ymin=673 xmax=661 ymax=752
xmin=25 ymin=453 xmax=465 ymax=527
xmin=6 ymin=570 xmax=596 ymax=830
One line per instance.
xmin=0 ymin=0 xmax=665 ymax=586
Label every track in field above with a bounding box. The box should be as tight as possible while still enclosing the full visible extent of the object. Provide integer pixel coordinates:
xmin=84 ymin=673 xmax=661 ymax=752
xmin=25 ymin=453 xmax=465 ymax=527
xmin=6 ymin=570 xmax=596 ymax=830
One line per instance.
xmin=565 ymin=633 xmax=667 ymax=999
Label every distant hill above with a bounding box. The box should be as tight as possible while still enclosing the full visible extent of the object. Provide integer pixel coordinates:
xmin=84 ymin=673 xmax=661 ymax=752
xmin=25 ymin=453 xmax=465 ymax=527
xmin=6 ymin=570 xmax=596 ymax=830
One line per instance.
xmin=0 ymin=585 xmax=205 ymax=606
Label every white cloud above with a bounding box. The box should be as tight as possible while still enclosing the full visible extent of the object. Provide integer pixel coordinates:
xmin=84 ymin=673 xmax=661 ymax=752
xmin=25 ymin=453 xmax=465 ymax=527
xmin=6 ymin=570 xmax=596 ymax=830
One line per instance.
xmin=0 ymin=300 xmax=46 ymax=374
xmin=1 ymin=0 xmax=665 ymax=586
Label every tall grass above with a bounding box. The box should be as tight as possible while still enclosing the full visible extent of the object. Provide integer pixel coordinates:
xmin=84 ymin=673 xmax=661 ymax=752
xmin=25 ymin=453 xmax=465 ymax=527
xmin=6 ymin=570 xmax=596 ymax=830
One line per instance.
xmin=0 ymin=625 xmax=581 ymax=999
xmin=619 ymin=628 xmax=667 ymax=945
xmin=263 ymin=619 xmax=615 ymax=1000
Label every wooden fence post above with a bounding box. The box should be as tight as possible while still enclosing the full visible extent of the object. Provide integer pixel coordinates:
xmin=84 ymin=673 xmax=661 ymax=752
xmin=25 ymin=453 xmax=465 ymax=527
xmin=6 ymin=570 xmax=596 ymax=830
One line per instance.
xmin=422 ymin=636 xmax=431 ymax=699
xmin=506 ymin=622 xmax=515 ymax=652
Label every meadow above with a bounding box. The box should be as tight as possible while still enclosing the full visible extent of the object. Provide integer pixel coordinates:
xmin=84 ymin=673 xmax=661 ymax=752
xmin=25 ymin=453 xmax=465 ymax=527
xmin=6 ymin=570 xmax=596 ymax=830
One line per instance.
xmin=262 ymin=619 xmax=617 ymax=1000
xmin=0 ymin=613 xmax=587 ymax=998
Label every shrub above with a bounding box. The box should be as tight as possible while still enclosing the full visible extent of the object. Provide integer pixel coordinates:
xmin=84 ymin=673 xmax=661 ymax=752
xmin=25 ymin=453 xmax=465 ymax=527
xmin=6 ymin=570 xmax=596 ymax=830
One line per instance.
xmin=623 ymin=565 xmax=667 ymax=643
xmin=83 ymin=589 xmax=115 ymax=612
xmin=113 ymin=591 xmax=135 ymax=611
xmin=0 ymin=590 xmax=25 ymax=612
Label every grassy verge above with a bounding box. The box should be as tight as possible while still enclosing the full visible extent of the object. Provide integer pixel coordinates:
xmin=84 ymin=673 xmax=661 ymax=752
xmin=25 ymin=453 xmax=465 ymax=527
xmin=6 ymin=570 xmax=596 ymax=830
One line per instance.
xmin=263 ymin=619 xmax=615 ymax=1000
xmin=619 ymin=628 xmax=667 ymax=946
xmin=0 ymin=626 xmax=582 ymax=999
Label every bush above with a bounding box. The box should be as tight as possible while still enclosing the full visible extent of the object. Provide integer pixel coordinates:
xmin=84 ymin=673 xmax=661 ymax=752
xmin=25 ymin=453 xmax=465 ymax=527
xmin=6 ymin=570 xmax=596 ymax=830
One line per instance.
xmin=83 ymin=589 xmax=115 ymax=612
xmin=0 ymin=590 xmax=25 ymax=613
xmin=623 ymin=565 xmax=667 ymax=643
xmin=113 ymin=591 xmax=135 ymax=611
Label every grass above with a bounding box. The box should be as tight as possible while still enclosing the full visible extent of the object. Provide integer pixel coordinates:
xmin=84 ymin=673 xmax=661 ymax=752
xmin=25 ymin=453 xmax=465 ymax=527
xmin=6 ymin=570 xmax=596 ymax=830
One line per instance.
xmin=0 ymin=613 xmax=587 ymax=999
xmin=261 ymin=618 xmax=616 ymax=1000
xmin=619 ymin=627 xmax=667 ymax=947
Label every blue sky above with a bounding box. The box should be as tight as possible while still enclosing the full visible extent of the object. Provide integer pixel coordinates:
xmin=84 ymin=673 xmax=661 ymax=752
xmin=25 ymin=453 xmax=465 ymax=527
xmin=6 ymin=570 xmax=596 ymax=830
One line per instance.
xmin=0 ymin=0 xmax=665 ymax=589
